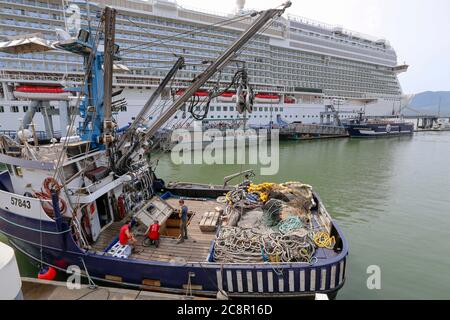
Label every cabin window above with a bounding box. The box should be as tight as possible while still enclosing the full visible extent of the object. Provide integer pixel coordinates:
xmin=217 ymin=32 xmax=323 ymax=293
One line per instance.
xmin=6 ymin=164 xmax=13 ymax=175
xmin=10 ymin=106 xmax=19 ymax=113
xmin=23 ymin=106 xmax=28 ymax=113
xmin=0 ymin=106 xmax=3 ymax=112
xmin=13 ymin=166 xmax=23 ymax=177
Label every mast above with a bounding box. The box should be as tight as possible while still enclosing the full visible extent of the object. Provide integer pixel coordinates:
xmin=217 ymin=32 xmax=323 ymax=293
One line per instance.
xmin=102 ymin=6 xmax=116 ymax=144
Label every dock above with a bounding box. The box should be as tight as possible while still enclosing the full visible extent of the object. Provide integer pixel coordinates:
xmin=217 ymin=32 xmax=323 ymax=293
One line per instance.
xmin=21 ymin=277 xmax=209 ymax=300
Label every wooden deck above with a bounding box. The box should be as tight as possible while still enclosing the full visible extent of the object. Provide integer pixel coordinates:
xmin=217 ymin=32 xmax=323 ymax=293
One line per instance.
xmin=91 ymin=198 xmax=222 ymax=263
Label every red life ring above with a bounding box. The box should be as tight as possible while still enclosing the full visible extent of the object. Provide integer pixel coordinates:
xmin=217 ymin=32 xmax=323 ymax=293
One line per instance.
xmin=43 ymin=177 xmax=62 ymax=194
xmin=38 ymin=266 xmax=57 ymax=281
xmin=34 ymin=178 xmax=67 ymax=217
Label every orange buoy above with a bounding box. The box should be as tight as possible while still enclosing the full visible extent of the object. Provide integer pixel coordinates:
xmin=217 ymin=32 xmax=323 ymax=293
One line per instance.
xmin=38 ymin=266 xmax=57 ymax=281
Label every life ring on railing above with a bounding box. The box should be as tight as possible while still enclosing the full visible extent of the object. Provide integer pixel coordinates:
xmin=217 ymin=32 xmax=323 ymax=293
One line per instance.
xmin=34 ymin=177 xmax=67 ymax=218
xmin=43 ymin=177 xmax=62 ymax=193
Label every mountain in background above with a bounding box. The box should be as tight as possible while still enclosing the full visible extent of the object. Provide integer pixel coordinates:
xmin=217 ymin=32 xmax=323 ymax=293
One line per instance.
xmin=405 ymin=91 xmax=450 ymax=116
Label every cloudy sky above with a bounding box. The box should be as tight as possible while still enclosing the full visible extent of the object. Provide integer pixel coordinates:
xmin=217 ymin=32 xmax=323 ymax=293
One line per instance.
xmin=173 ymin=0 xmax=450 ymax=94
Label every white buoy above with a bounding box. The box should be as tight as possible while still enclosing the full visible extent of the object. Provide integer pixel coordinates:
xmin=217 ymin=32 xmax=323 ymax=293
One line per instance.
xmin=0 ymin=242 xmax=23 ymax=300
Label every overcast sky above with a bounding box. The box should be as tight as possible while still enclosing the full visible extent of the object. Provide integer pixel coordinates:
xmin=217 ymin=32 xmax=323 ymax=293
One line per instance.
xmin=173 ymin=0 xmax=450 ymax=94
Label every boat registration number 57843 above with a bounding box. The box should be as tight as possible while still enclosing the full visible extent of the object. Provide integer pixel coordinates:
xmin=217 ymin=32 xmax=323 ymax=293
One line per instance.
xmin=11 ymin=197 xmax=31 ymax=209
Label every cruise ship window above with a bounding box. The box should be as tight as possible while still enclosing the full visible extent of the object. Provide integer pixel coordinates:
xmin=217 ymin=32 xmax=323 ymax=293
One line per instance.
xmin=230 ymin=107 xmax=234 ymax=111
xmin=0 ymin=106 xmax=4 ymax=113
xmin=10 ymin=106 xmax=19 ymax=113
xmin=23 ymin=106 xmax=28 ymax=113
xmin=223 ymin=107 xmax=228 ymax=112
xmin=210 ymin=106 xmax=214 ymax=111
xmin=216 ymin=107 xmax=221 ymax=111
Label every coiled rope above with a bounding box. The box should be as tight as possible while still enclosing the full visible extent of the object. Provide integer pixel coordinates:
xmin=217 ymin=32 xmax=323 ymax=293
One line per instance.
xmin=313 ymin=231 xmax=336 ymax=249
xmin=213 ymin=227 xmax=316 ymax=264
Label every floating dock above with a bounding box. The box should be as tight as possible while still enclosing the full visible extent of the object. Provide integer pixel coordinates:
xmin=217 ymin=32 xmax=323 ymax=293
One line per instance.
xmin=21 ymin=277 xmax=209 ymax=300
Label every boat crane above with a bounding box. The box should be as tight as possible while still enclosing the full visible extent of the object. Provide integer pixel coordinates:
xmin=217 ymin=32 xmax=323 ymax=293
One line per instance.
xmin=115 ymin=2 xmax=292 ymax=169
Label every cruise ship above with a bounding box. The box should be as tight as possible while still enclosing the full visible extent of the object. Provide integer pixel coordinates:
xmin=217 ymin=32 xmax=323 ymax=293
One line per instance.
xmin=0 ymin=0 xmax=409 ymax=134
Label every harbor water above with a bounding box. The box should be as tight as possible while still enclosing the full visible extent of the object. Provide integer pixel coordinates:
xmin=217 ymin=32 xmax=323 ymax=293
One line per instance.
xmin=2 ymin=131 xmax=450 ymax=299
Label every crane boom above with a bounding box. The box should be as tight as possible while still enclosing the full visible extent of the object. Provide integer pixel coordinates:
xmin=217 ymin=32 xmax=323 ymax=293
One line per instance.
xmin=143 ymin=1 xmax=291 ymax=140
xmin=116 ymin=56 xmax=185 ymax=151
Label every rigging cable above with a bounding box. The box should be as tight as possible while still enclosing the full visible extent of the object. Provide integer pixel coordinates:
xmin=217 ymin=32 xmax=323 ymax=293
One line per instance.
xmin=120 ymin=12 xmax=257 ymax=54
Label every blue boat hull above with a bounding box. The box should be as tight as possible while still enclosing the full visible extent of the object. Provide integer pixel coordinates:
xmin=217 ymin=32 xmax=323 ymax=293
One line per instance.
xmin=346 ymin=122 xmax=414 ymax=138
xmin=0 ymin=174 xmax=348 ymax=298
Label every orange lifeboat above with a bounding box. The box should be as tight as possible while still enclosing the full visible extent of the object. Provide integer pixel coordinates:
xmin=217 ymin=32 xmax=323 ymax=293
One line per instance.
xmin=255 ymin=93 xmax=280 ymax=104
xmin=217 ymin=91 xmax=236 ymax=102
xmin=13 ymin=86 xmax=71 ymax=100
xmin=175 ymin=89 xmax=210 ymax=97
xmin=284 ymin=96 xmax=296 ymax=104
xmin=175 ymin=89 xmax=209 ymax=101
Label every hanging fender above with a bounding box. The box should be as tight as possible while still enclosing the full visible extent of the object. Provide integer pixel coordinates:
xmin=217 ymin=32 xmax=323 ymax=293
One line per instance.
xmin=117 ymin=195 xmax=126 ymax=219
xmin=246 ymin=86 xmax=254 ymax=113
xmin=236 ymin=85 xmax=245 ymax=114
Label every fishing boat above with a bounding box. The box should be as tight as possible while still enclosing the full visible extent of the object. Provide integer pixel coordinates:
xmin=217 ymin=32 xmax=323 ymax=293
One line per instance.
xmin=0 ymin=2 xmax=348 ymax=299
xmin=345 ymin=112 xmax=414 ymax=138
